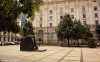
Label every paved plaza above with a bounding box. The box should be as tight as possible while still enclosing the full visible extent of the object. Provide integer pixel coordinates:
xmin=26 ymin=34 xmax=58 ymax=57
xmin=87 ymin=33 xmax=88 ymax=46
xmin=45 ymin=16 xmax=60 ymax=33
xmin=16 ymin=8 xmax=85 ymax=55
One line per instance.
xmin=0 ymin=45 xmax=100 ymax=62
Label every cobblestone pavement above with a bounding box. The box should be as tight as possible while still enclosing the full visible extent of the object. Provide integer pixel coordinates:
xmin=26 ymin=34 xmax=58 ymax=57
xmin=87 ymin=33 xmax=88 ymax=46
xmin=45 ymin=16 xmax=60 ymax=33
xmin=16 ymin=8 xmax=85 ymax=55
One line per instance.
xmin=0 ymin=45 xmax=100 ymax=62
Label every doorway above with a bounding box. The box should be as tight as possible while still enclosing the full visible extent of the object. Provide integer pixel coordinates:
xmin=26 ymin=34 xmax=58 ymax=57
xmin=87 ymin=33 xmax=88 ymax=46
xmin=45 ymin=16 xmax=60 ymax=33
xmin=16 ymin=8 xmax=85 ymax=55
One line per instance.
xmin=37 ymin=30 xmax=44 ymax=43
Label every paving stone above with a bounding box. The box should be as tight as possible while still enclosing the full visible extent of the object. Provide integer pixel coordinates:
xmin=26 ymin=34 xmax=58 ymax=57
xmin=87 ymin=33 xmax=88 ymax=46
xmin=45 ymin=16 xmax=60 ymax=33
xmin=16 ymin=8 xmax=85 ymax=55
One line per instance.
xmin=63 ymin=57 xmax=80 ymax=60
xmin=35 ymin=58 xmax=58 ymax=62
xmin=61 ymin=59 xmax=80 ymax=62
xmin=0 ymin=45 xmax=100 ymax=62
xmin=46 ymin=55 xmax=63 ymax=60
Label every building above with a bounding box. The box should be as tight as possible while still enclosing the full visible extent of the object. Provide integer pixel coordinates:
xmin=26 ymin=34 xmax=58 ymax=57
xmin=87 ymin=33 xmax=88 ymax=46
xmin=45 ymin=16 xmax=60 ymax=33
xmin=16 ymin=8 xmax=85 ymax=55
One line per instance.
xmin=33 ymin=0 xmax=100 ymax=45
xmin=0 ymin=18 xmax=21 ymax=43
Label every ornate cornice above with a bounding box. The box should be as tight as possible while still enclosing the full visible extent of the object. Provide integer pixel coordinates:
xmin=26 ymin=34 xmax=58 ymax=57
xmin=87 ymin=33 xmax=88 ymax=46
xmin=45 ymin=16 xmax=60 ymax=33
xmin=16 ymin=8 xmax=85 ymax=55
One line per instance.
xmin=43 ymin=0 xmax=90 ymax=5
xmin=44 ymin=0 xmax=65 ymax=5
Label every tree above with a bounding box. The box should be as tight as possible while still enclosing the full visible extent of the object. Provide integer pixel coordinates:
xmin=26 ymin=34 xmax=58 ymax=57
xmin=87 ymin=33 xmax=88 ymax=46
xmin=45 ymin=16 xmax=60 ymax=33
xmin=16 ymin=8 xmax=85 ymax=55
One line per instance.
xmin=96 ymin=24 xmax=100 ymax=40
xmin=24 ymin=21 xmax=35 ymax=35
xmin=19 ymin=26 xmax=23 ymax=36
xmin=20 ymin=0 xmax=43 ymax=19
xmin=72 ymin=21 xmax=93 ymax=46
xmin=0 ymin=0 xmax=20 ymax=32
xmin=72 ymin=20 xmax=84 ymax=46
xmin=83 ymin=25 xmax=93 ymax=41
xmin=0 ymin=0 xmax=43 ymax=33
xmin=56 ymin=14 xmax=73 ymax=46
xmin=88 ymin=38 xmax=96 ymax=48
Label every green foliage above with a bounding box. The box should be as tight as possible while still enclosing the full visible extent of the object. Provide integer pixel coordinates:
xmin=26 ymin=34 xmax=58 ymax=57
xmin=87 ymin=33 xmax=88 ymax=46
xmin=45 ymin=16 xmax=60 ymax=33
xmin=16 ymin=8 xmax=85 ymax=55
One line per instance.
xmin=83 ymin=25 xmax=93 ymax=41
xmin=20 ymin=0 xmax=43 ymax=20
xmin=72 ymin=20 xmax=85 ymax=46
xmin=24 ymin=21 xmax=35 ymax=35
xmin=0 ymin=0 xmax=43 ymax=33
xmin=0 ymin=0 xmax=20 ymax=32
xmin=88 ymin=38 xmax=96 ymax=48
xmin=56 ymin=14 xmax=73 ymax=46
xmin=18 ymin=26 xmax=23 ymax=36
xmin=96 ymin=24 xmax=100 ymax=34
xmin=56 ymin=14 xmax=93 ymax=46
xmin=96 ymin=25 xmax=100 ymax=40
xmin=12 ymin=23 xmax=20 ymax=34
xmin=72 ymin=20 xmax=84 ymax=39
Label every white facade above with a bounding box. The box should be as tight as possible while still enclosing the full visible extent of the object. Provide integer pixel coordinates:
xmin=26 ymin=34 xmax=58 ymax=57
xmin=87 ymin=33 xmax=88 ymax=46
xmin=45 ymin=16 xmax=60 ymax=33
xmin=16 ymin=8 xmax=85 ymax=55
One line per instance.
xmin=33 ymin=0 xmax=100 ymax=44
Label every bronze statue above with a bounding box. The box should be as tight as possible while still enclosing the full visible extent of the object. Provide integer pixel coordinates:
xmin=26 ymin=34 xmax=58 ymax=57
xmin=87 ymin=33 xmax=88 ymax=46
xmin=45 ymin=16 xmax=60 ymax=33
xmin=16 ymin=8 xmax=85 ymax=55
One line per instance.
xmin=20 ymin=22 xmax=38 ymax=51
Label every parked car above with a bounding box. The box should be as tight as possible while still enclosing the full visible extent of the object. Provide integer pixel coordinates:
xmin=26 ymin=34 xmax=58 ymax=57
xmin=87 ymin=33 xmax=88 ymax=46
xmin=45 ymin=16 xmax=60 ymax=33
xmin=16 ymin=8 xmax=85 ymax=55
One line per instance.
xmin=0 ymin=41 xmax=20 ymax=45
xmin=9 ymin=42 xmax=16 ymax=45
xmin=10 ymin=41 xmax=20 ymax=45
xmin=0 ymin=42 xmax=2 ymax=45
xmin=0 ymin=41 xmax=5 ymax=46
xmin=13 ymin=41 xmax=20 ymax=44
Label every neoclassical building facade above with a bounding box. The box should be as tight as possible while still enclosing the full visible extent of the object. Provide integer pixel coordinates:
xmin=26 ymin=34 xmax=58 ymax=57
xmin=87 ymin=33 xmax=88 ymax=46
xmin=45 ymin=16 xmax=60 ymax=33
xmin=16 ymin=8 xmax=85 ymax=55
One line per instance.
xmin=0 ymin=19 xmax=21 ymax=43
xmin=0 ymin=32 xmax=17 ymax=42
xmin=33 ymin=0 xmax=100 ymax=44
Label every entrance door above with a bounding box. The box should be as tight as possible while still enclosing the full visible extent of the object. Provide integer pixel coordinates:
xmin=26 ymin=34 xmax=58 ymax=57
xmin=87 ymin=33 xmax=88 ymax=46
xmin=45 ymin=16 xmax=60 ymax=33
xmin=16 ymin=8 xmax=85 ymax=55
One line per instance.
xmin=37 ymin=30 xmax=44 ymax=43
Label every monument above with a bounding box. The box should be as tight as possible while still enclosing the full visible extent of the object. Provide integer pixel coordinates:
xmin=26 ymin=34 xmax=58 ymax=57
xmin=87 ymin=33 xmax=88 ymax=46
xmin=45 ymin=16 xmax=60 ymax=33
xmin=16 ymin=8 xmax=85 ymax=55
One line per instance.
xmin=20 ymin=22 xmax=38 ymax=51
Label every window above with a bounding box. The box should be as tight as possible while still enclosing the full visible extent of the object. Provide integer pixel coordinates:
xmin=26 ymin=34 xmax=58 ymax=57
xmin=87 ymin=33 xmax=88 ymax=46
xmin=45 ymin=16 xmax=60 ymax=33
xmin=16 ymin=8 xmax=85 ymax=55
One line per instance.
xmin=60 ymin=7 xmax=63 ymax=10
xmin=84 ymin=0 xmax=88 ymax=1
xmin=60 ymin=16 xmax=63 ymax=21
xmin=40 ymin=24 xmax=42 ymax=27
xmin=49 ymin=16 xmax=53 ymax=21
xmin=40 ymin=17 xmax=42 ymax=21
xmin=95 ymin=20 xmax=99 ymax=25
xmin=82 ymin=6 xmax=85 ymax=11
xmin=94 ymin=6 xmax=97 ymax=11
xmin=71 ymin=8 xmax=74 ymax=12
xmin=83 ymin=21 xmax=86 ymax=25
xmin=83 ymin=14 xmax=86 ymax=18
xmin=94 ymin=13 xmax=98 ymax=18
xmin=71 ymin=15 xmax=74 ymax=19
xmin=93 ymin=0 xmax=96 ymax=2
xmin=49 ymin=10 xmax=52 ymax=14
xmin=60 ymin=11 xmax=63 ymax=14
xmin=50 ymin=23 xmax=52 ymax=27
xmin=60 ymin=7 xmax=63 ymax=13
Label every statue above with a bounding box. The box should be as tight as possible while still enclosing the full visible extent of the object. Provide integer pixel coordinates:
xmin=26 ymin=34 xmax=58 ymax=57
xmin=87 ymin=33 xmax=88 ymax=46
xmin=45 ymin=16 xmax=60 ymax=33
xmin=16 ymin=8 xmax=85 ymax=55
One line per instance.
xmin=20 ymin=22 xmax=38 ymax=51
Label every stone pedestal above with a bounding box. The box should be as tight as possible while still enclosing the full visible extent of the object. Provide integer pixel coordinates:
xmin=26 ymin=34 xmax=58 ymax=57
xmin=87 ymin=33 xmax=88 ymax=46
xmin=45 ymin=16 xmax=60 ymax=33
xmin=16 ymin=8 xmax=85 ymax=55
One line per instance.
xmin=20 ymin=36 xmax=38 ymax=51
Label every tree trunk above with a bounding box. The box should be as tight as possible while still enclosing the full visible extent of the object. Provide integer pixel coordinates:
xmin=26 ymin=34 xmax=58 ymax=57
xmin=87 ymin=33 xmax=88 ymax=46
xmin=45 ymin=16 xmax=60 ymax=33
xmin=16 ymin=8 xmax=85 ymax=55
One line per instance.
xmin=77 ymin=39 xmax=79 ymax=47
xmin=70 ymin=39 xmax=73 ymax=45
xmin=67 ymin=39 xmax=70 ymax=47
xmin=82 ymin=39 xmax=84 ymax=45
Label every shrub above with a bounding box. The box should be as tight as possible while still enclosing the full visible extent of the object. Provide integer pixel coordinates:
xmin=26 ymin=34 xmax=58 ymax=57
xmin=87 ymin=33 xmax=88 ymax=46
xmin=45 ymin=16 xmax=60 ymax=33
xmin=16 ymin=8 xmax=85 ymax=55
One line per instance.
xmin=88 ymin=38 xmax=96 ymax=48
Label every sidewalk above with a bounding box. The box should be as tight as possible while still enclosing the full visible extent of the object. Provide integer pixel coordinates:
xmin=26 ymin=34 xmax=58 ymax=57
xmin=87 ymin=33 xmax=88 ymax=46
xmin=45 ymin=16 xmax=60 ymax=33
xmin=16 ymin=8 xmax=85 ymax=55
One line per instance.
xmin=83 ymin=47 xmax=100 ymax=62
xmin=0 ymin=45 xmax=100 ymax=62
